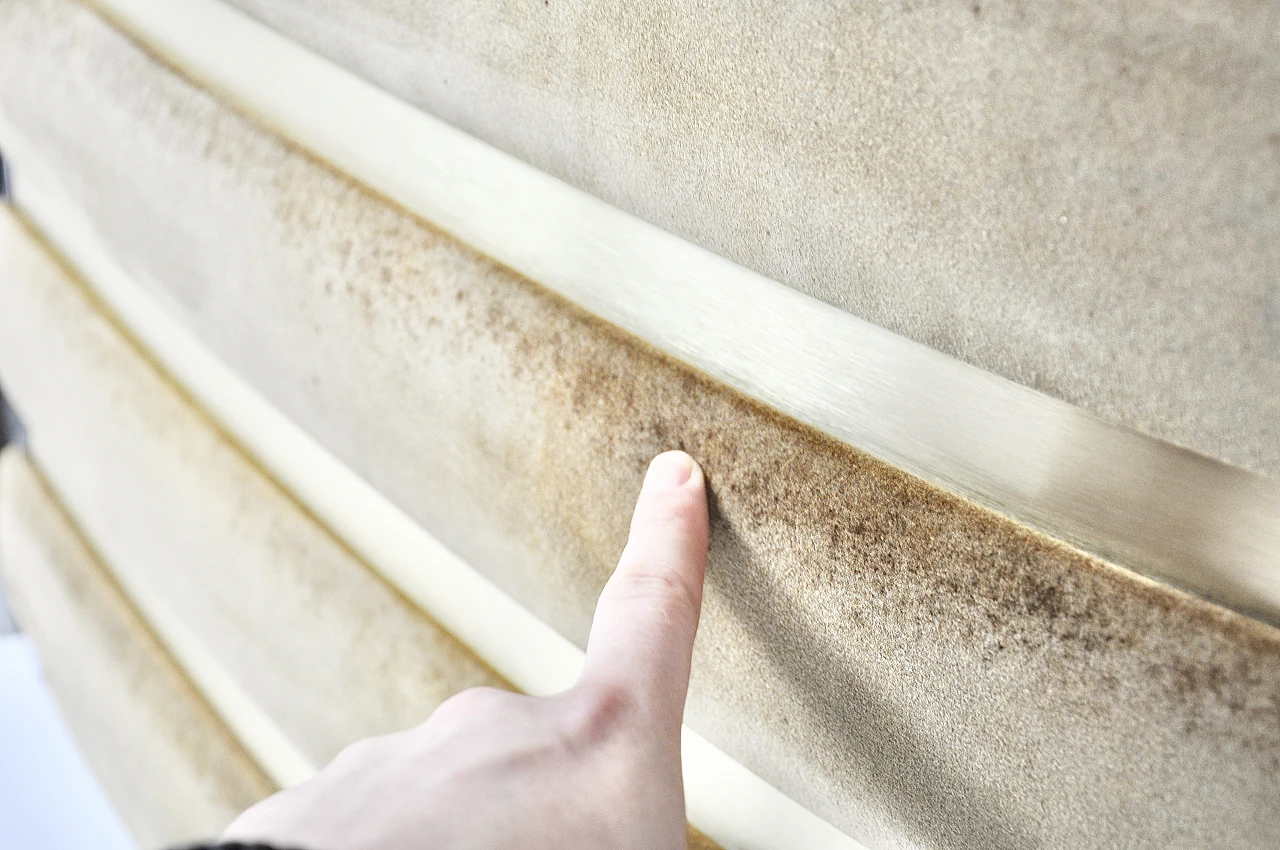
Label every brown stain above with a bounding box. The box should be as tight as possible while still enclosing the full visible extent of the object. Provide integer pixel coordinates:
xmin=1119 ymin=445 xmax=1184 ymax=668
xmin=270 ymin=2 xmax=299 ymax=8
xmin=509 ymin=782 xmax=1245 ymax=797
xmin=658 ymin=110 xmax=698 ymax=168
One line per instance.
xmin=210 ymin=0 xmax=1280 ymax=478
xmin=5 ymin=189 xmax=511 ymax=752
xmin=478 ymin=253 xmax=1280 ymax=742
xmin=6 ymin=0 xmax=1280 ymax=845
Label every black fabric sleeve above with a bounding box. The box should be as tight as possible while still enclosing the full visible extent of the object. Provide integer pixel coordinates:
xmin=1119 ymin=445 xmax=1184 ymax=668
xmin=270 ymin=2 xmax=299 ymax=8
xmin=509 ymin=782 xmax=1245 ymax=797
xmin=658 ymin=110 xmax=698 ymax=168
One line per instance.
xmin=171 ymin=843 xmax=307 ymax=850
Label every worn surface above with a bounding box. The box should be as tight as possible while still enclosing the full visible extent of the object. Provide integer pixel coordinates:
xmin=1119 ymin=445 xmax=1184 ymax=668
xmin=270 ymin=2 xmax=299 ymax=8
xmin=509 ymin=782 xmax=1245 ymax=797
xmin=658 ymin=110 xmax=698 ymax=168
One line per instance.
xmin=2 ymin=2 xmax=1279 ymax=848
xmin=0 ymin=219 xmax=725 ymax=850
xmin=0 ymin=448 xmax=275 ymax=847
xmin=0 ymin=209 xmax=507 ymax=773
xmin=212 ymin=0 xmax=1280 ymax=475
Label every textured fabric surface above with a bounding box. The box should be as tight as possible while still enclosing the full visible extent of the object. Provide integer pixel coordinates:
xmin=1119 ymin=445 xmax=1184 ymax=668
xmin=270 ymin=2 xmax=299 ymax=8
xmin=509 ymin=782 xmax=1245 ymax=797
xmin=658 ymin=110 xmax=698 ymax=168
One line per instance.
xmin=0 ymin=207 xmax=507 ymax=771
xmin=2 ymin=4 xmax=1277 ymax=848
xmin=0 ymin=449 xmax=275 ymax=848
xmin=0 ymin=210 xmax=723 ymax=850
xmin=214 ymin=0 xmax=1280 ymax=475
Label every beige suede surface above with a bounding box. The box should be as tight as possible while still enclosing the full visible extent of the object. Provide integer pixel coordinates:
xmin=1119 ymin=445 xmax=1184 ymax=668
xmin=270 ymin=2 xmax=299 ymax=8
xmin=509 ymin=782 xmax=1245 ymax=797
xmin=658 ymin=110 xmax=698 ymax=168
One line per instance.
xmin=213 ymin=0 xmax=1280 ymax=475
xmin=1 ymin=4 xmax=1277 ymax=848
xmin=0 ymin=214 xmax=722 ymax=850
xmin=0 ymin=448 xmax=276 ymax=848
xmin=0 ymin=210 xmax=507 ymax=772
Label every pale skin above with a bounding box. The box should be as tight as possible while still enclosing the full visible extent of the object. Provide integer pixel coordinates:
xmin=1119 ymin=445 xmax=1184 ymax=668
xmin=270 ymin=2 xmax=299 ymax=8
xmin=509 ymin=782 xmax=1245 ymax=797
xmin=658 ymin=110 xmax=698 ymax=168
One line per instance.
xmin=223 ymin=450 xmax=710 ymax=850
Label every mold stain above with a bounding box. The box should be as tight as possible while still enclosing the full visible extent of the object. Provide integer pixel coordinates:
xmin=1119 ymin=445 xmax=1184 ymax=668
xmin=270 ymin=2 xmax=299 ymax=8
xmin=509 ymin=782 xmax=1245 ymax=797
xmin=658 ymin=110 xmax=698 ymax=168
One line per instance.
xmin=13 ymin=0 xmax=1280 ymax=842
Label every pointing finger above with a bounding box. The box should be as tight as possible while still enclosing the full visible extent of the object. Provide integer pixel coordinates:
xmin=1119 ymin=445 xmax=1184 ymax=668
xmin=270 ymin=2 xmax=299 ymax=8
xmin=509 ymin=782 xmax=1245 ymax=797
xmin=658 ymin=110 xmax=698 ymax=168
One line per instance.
xmin=580 ymin=451 xmax=709 ymax=727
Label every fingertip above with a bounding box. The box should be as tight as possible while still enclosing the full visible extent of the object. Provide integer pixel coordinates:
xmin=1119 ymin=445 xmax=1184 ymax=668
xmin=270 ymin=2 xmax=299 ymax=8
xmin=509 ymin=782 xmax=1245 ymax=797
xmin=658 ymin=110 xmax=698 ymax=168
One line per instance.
xmin=631 ymin=451 xmax=709 ymax=545
xmin=644 ymin=450 xmax=701 ymax=492
xmin=580 ymin=451 xmax=709 ymax=717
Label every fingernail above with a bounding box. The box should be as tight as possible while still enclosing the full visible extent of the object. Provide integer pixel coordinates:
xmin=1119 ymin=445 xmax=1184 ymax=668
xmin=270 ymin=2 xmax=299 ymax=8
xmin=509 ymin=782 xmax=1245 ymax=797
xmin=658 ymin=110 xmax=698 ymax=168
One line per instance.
xmin=645 ymin=451 xmax=695 ymax=490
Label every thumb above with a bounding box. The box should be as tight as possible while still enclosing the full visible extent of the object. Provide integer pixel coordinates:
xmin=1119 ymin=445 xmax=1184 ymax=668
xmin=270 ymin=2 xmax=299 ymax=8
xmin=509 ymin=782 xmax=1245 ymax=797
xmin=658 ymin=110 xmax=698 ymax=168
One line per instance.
xmin=580 ymin=451 xmax=709 ymax=725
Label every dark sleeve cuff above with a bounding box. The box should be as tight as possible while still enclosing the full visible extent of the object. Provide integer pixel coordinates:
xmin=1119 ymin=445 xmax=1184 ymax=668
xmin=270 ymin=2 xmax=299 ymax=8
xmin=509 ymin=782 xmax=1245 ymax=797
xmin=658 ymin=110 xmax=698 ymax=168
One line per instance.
xmin=172 ymin=843 xmax=307 ymax=850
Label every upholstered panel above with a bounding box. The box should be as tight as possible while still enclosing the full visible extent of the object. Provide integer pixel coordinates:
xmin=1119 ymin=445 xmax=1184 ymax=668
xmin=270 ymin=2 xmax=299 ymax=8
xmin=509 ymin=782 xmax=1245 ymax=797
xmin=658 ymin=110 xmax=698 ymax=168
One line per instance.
xmin=0 ymin=209 xmax=506 ymax=773
xmin=217 ymin=0 xmax=1280 ymax=474
xmin=0 ymin=4 xmax=1276 ymax=848
xmin=0 ymin=448 xmax=274 ymax=847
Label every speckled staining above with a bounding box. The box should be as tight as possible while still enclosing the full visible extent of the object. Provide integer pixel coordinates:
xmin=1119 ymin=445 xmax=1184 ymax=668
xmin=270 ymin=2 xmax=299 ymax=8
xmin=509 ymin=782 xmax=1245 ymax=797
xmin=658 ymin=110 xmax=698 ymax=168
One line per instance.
xmin=221 ymin=0 xmax=1280 ymax=476
xmin=0 ymin=205 xmax=508 ymax=774
xmin=0 ymin=1 xmax=1277 ymax=847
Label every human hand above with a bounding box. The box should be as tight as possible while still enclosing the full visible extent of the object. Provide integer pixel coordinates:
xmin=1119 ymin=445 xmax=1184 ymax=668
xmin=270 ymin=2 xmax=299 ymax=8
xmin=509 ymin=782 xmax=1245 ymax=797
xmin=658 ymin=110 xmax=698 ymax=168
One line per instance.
xmin=221 ymin=450 xmax=709 ymax=850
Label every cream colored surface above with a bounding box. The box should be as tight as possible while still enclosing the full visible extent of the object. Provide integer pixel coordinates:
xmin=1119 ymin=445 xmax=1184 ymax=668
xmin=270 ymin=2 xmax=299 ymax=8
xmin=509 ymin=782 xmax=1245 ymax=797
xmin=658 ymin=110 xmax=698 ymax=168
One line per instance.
xmin=2 ymin=4 xmax=1278 ymax=849
xmin=0 ymin=448 xmax=275 ymax=847
xmin=219 ymin=0 xmax=1280 ymax=476
xmin=0 ymin=215 xmax=506 ymax=774
xmin=2 ymin=4 xmax=1280 ymax=847
xmin=49 ymin=0 xmax=1280 ymax=623
xmin=0 ymin=207 xmax=862 ymax=850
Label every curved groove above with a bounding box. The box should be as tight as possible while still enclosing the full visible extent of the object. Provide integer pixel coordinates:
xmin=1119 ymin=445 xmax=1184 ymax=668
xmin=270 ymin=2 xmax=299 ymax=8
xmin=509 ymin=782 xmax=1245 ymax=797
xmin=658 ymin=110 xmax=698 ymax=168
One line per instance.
xmin=35 ymin=453 xmax=319 ymax=792
xmin=2 ymin=178 xmax=867 ymax=850
xmin=81 ymin=0 xmax=1280 ymax=623
xmin=3 ymin=437 xmax=312 ymax=795
xmin=0 ymin=448 xmax=277 ymax=845
xmin=2 ymin=215 xmax=316 ymax=792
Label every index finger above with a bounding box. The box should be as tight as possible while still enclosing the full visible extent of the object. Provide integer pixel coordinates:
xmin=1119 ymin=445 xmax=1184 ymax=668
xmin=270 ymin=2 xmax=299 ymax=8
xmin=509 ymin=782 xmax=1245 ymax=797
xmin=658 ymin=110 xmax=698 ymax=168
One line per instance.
xmin=579 ymin=451 xmax=709 ymax=725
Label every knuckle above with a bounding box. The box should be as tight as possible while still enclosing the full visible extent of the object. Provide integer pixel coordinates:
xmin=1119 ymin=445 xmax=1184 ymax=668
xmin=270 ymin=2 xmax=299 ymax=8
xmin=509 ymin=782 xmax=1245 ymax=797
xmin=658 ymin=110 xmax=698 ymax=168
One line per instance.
xmin=435 ymin=686 xmax=496 ymax=715
xmin=613 ymin=566 xmax=701 ymax=617
xmin=561 ymin=682 xmax=637 ymax=745
xmin=328 ymin=734 xmax=387 ymax=771
xmin=427 ymin=686 xmax=510 ymax=729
